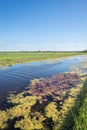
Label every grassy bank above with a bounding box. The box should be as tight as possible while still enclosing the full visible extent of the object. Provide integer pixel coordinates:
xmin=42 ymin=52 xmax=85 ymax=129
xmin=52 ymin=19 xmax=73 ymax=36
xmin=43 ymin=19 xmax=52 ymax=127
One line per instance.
xmin=73 ymin=79 xmax=87 ymax=130
xmin=59 ymin=77 xmax=87 ymax=130
xmin=0 ymin=51 xmax=86 ymax=66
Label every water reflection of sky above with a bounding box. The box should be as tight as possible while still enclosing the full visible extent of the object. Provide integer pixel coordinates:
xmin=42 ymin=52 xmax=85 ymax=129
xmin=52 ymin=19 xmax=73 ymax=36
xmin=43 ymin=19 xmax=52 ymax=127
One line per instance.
xmin=0 ymin=55 xmax=87 ymax=100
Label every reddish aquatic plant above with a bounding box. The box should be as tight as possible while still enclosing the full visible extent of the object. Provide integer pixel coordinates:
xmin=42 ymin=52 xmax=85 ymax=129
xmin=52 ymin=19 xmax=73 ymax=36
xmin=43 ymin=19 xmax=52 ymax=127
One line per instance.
xmin=26 ymin=73 xmax=81 ymax=104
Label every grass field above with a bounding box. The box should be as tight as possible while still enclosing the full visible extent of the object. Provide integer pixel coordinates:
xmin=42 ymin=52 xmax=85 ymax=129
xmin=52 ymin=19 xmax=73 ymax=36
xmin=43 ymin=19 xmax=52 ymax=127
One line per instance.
xmin=0 ymin=51 xmax=87 ymax=66
xmin=73 ymin=79 xmax=87 ymax=130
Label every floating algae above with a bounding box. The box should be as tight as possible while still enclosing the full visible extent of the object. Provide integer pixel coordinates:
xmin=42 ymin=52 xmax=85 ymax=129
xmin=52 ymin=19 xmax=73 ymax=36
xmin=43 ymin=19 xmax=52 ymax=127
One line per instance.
xmin=0 ymin=72 xmax=84 ymax=130
xmin=0 ymin=110 xmax=8 ymax=129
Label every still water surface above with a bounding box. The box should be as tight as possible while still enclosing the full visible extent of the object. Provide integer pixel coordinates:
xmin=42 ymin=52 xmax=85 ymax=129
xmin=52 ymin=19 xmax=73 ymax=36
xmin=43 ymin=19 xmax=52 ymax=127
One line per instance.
xmin=0 ymin=55 xmax=87 ymax=101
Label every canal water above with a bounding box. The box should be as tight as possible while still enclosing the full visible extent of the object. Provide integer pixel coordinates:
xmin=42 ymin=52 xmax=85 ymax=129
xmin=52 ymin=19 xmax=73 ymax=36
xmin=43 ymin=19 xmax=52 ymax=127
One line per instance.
xmin=0 ymin=55 xmax=87 ymax=101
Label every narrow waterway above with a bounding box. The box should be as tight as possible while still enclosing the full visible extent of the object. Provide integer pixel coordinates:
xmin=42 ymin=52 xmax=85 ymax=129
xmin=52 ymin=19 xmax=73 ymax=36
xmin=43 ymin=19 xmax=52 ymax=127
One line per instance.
xmin=0 ymin=55 xmax=87 ymax=101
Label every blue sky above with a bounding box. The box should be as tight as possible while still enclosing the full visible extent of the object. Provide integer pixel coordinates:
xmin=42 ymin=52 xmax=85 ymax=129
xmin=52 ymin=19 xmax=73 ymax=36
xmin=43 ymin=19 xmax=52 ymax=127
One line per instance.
xmin=0 ymin=0 xmax=87 ymax=51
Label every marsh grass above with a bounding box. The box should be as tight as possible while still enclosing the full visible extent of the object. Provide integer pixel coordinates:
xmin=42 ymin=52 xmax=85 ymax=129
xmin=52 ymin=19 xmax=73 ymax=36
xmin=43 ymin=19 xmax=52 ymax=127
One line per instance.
xmin=59 ymin=78 xmax=87 ymax=130
xmin=73 ymin=79 xmax=87 ymax=130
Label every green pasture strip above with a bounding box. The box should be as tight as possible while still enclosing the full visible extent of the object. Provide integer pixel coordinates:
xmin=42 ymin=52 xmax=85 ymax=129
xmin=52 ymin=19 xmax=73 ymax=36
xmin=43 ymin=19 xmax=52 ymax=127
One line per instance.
xmin=73 ymin=78 xmax=87 ymax=130
xmin=59 ymin=77 xmax=87 ymax=130
xmin=0 ymin=51 xmax=86 ymax=66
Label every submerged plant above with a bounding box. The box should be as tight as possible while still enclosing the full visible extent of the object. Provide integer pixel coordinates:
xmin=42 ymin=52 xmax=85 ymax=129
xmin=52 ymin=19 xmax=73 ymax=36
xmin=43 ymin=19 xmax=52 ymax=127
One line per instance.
xmin=15 ymin=116 xmax=44 ymax=130
xmin=0 ymin=110 xmax=8 ymax=129
xmin=45 ymin=102 xmax=59 ymax=122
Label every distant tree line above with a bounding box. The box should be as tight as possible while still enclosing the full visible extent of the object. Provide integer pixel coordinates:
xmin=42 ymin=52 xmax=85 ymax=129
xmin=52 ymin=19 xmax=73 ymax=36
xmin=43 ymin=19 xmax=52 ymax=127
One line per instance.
xmin=83 ymin=50 xmax=87 ymax=52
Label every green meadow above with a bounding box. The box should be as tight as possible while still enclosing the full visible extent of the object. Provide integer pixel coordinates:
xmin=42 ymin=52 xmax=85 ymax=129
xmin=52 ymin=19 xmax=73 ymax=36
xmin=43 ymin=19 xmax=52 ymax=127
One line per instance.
xmin=0 ymin=51 xmax=86 ymax=66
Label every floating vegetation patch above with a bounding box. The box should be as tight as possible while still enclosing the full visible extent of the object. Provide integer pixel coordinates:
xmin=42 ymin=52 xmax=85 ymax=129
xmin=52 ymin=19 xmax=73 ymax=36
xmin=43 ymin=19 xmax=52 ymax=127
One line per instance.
xmin=0 ymin=73 xmax=85 ymax=130
xmin=70 ymin=61 xmax=87 ymax=75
